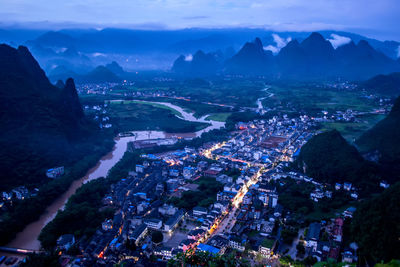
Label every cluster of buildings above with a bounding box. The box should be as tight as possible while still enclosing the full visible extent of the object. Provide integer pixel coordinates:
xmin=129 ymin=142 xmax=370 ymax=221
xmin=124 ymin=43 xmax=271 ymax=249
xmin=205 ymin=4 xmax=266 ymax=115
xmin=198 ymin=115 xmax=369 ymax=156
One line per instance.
xmin=55 ymin=114 xmax=365 ymax=266
xmin=77 ymin=83 xmax=120 ymax=95
xmin=78 ymin=81 xmax=180 ymax=100
xmin=83 ymin=103 xmax=112 ymax=129
xmin=0 ymin=186 xmax=37 ymax=213
xmin=210 ymin=115 xmax=315 ymax=165
xmin=302 ymin=218 xmax=358 ymax=264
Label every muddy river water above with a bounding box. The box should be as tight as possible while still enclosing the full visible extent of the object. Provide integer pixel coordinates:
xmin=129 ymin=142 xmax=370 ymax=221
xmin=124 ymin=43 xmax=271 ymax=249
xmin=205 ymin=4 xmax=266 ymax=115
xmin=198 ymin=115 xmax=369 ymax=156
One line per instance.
xmin=7 ymin=101 xmax=224 ymax=250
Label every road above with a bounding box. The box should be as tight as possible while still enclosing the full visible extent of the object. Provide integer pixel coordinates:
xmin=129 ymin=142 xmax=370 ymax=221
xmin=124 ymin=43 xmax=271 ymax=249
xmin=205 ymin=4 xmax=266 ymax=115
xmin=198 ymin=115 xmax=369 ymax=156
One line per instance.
xmin=212 ymin=206 xmax=238 ymax=236
xmin=286 ymin=228 xmax=305 ymax=260
xmin=200 ymin=124 xmax=307 ymax=251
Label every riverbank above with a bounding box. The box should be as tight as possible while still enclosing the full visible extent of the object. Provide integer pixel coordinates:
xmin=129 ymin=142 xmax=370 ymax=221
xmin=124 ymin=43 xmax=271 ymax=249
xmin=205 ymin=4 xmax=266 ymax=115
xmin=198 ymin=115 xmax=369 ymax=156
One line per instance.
xmin=0 ymin=132 xmax=115 ymax=248
xmin=38 ymin=125 xmax=234 ymax=249
xmin=4 ymin=100 xmax=226 ymax=252
xmin=107 ymin=99 xmax=212 ymax=133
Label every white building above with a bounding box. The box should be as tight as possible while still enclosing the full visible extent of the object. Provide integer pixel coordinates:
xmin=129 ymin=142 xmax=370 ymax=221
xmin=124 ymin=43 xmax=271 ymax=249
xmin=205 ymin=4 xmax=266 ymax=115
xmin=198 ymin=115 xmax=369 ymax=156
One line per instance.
xmin=145 ymin=219 xmax=163 ymax=230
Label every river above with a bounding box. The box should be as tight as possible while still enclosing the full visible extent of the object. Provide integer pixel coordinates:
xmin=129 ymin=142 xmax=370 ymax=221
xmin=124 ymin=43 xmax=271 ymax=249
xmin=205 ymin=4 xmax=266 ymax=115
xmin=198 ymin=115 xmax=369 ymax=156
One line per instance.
xmin=256 ymin=86 xmax=274 ymax=113
xmin=6 ymin=101 xmax=224 ymax=251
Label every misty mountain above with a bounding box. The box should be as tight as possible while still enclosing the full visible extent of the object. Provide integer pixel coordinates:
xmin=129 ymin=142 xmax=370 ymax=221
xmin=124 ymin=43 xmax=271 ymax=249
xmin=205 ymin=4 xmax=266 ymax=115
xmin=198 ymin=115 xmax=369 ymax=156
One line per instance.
xmin=171 ymin=32 xmax=398 ymax=79
xmin=172 ymin=50 xmax=221 ymax=76
xmin=273 ymin=33 xmax=336 ymax=78
xmin=224 ymin=38 xmax=273 ymax=75
xmin=105 ymin=61 xmax=125 ymax=76
xmin=19 ymin=28 xmax=399 ymax=58
xmin=1 ymin=27 xmax=398 ymax=73
xmin=27 ymin=42 xmax=93 ymax=75
xmin=174 ymin=32 xmax=400 ymax=80
xmin=48 ymin=65 xmax=78 ymax=83
xmin=79 ymin=65 xmax=121 ymax=83
xmin=49 ymin=64 xmax=121 ymax=84
xmin=30 ymin=31 xmax=76 ymax=48
xmin=335 ymin=40 xmax=398 ymax=79
xmin=0 ymin=44 xmax=91 ymax=189
xmin=362 ymin=72 xmax=400 ymax=95
xmin=275 ymin=33 xmax=399 ymax=79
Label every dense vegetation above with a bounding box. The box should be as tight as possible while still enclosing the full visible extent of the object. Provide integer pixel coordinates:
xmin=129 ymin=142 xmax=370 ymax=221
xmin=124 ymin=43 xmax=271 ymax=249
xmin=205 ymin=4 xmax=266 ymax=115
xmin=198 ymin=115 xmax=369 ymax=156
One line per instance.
xmin=151 ymin=231 xmax=164 ymax=244
xmin=363 ymin=72 xmax=400 ymax=96
xmin=275 ymin=178 xmax=353 ymax=222
xmin=168 ymin=177 xmax=223 ymax=210
xmin=38 ymin=149 xmax=144 ymax=248
xmin=296 ymin=130 xmax=380 ymax=194
xmin=356 ymin=96 xmax=400 ymax=183
xmin=351 ymin=182 xmax=400 ymax=264
xmin=0 ymin=44 xmax=102 ymax=190
xmin=38 ymin=178 xmax=115 ymax=249
xmin=261 ymin=83 xmax=378 ymax=116
xmin=0 ymin=44 xmax=115 ymax=245
xmin=128 ymin=78 xmax=266 ymax=108
xmin=107 ymin=101 xmax=210 ymax=133
xmin=168 ymin=250 xmax=250 ymax=267
xmin=0 ymin=140 xmax=113 ymax=245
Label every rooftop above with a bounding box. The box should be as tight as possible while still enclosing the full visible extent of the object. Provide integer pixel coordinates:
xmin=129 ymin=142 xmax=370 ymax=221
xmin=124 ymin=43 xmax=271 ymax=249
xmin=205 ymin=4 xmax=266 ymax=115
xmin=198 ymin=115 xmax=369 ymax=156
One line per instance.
xmin=197 ymin=243 xmax=220 ymax=255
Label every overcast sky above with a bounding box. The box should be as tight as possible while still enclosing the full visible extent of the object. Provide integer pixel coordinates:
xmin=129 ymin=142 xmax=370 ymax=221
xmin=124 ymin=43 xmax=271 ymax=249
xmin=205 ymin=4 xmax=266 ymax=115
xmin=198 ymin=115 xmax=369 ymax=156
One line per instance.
xmin=1 ymin=0 xmax=399 ymax=41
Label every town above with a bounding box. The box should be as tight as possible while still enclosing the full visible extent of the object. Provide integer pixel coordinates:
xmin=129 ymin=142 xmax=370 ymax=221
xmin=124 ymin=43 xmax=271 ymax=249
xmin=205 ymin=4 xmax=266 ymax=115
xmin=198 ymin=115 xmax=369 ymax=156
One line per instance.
xmin=0 ymin=79 xmax=393 ymax=266
xmin=50 ymin=112 xmax=365 ymax=266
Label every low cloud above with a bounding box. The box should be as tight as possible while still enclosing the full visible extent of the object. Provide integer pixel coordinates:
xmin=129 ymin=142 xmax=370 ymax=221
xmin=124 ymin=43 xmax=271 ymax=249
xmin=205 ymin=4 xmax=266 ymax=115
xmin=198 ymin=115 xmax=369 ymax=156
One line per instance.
xmin=327 ymin=33 xmax=351 ymax=49
xmin=264 ymin=34 xmax=292 ymax=54
xmin=184 ymin=54 xmax=193 ymax=61
xmin=397 ymin=45 xmax=400 ymax=58
xmin=92 ymin=52 xmax=106 ymax=57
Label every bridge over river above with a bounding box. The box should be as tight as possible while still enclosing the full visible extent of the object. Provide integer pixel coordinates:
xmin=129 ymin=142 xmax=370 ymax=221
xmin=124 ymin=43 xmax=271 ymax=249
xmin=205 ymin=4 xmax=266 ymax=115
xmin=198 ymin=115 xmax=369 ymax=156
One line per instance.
xmin=0 ymin=246 xmax=41 ymax=255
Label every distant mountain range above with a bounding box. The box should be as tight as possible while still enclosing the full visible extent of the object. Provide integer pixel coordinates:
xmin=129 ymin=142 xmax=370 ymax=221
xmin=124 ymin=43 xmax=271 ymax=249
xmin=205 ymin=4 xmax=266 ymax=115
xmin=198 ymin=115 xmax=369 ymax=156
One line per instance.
xmin=172 ymin=50 xmax=222 ymax=76
xmin=49 ymin=62 xmax=123 ymax=83
xmin=225 ymin=38 xmax=273 ymax=75
xmin=172 ymin=32 xmax=400 ymax=80
xmin=0 ymin=44 xmax=91 ymax=189
xmin=0 ymin=27 xmax=399 ymax=75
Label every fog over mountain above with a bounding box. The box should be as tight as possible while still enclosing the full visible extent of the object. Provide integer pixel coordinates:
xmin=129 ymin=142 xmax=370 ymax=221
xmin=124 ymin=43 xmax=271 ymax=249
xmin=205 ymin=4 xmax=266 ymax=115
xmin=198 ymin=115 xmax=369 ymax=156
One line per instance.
xmin=172 ymin=32 xmax=400 ymax=80
xmin=0 ymin=28 xmax=399 ymax=77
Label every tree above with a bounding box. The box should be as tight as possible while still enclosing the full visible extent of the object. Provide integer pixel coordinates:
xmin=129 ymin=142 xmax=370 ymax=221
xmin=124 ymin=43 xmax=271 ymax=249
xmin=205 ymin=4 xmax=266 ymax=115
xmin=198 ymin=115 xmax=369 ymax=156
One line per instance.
xmin=125 ymin=239 xmax=136 ymax=251
xmin=296 ymin=242 xmax=305 ymax=257
xmin=352 ymin=182 xmax=400 ymax=264
xmin=281 ymin=227 xmax=298 ymax=245
xmin=152 ymin=231 xmax=163 ymax=244
xmin=303 ymin=256 xmax=317 ymax=266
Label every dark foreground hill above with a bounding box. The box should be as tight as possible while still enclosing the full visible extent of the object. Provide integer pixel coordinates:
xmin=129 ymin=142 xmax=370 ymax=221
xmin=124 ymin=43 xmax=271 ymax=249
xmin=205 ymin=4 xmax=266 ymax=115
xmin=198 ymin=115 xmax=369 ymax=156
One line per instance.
xmin=356 ymin=96 xmax=400 ymax=181
xmin=352 ymin=182 xmax=400 ymax=264
xmin=296 ymin=130 xmax=380 ymax=193
xmin=0 ymin=44 xmax=107 ymax=190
